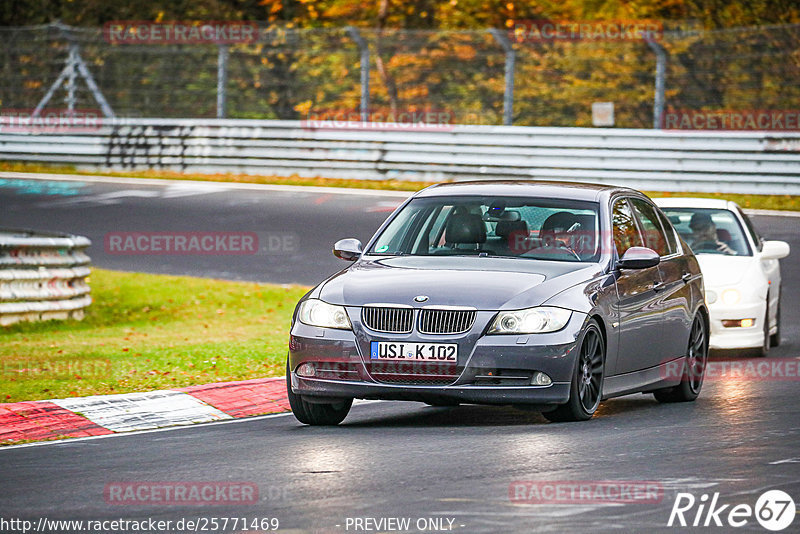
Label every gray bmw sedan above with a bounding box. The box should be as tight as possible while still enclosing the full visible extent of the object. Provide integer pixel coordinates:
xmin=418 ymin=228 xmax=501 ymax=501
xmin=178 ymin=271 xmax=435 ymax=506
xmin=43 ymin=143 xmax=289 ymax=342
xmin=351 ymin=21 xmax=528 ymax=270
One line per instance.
xmin=287 ymin=181 xmax=708 ymax=424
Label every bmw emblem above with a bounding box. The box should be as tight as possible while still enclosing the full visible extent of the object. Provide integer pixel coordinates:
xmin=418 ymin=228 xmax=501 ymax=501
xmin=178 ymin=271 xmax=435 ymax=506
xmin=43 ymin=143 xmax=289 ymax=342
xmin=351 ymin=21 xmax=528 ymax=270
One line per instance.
xmin=414 ymin=295 xmax=429 ymax=303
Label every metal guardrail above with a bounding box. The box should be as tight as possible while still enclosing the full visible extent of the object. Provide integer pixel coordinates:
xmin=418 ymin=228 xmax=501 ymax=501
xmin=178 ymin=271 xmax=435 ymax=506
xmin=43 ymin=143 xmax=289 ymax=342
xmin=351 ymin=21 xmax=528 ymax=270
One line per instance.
xmin=1 ymin=118 xmax=800 ymax=194
xmin=0 ymin=229 xmax=91 ymax=326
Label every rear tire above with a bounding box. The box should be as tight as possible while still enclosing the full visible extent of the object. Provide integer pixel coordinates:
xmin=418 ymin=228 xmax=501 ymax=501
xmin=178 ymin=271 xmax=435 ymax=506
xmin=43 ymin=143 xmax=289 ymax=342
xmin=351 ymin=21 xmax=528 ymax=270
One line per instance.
xmin=544 ymin=320 xmax=604 ymax=423
xmin=654 ymin=315 xmax=707 ymax=403
xmin=286 ymin=360 xmax=353 ymax=425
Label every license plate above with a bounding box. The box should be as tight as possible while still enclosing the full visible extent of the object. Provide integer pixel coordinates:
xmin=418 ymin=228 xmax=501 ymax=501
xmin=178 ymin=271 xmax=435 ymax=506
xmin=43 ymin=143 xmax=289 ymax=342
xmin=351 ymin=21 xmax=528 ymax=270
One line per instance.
xmin=370 ymin=341 xmax=457 ymax=362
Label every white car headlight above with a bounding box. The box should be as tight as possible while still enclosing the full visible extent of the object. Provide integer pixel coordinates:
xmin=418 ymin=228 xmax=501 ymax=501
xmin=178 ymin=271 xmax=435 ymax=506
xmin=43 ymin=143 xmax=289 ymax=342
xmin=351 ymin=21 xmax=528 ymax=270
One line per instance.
xmin=298 ymin=299 xmax=352 ymax=330
xmin=705 ymin=290 xmax=717 ymax=305
xmin=488 ymin=306 xmax=572 ymax=334
xmin=721 ymin=289 xmax=741 ymax=306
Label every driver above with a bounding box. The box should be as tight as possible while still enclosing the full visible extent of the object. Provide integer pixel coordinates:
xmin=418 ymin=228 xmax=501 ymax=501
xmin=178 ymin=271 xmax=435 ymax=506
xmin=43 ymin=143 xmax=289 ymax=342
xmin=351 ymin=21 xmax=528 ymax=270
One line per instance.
xmin=689 ymin=213 xmax=735 ymax=255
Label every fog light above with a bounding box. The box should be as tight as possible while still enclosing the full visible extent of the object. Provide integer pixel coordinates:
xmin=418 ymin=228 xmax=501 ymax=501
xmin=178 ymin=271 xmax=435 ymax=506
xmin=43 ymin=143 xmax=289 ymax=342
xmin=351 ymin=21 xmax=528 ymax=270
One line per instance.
xmin=721 ymin=319 xmax=755 ymax=328
xmin=531 ymin=371 xmax=552 ymax=386
xmin=296 ymin=362 xmax=316 ymax=377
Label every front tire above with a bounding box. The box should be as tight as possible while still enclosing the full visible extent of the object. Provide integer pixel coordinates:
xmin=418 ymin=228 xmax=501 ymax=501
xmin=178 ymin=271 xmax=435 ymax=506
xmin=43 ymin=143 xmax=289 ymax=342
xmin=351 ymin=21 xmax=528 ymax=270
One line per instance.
xmin=759 ymin=296 xmax=770 ymax=357
xmin=654 ymin=315 xmax=707 ymax=403
xmin=286 ymin=360 xmax=353 ymax=425
xmin=770 ymin=289 xmax=781 ymax=347
xmin=544 ymin=320 xmax=604 ymax=423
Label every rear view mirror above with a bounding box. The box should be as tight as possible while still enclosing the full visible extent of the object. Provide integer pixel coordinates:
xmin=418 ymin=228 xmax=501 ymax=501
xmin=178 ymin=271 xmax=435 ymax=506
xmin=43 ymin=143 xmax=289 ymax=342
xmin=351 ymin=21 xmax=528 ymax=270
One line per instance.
xmin=333 ymin=238 xmax=362 ymax=261
xmin=760 ymin=240 xmax=790 ymax=260
xmin=617 ymin=247 xmax=660 ymax=269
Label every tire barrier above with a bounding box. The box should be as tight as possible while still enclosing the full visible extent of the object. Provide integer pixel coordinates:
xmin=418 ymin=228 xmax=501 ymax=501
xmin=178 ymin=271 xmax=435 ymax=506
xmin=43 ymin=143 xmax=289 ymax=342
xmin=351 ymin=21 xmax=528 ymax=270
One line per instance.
xmin=0 ymin=229 xmax=91 ymax=326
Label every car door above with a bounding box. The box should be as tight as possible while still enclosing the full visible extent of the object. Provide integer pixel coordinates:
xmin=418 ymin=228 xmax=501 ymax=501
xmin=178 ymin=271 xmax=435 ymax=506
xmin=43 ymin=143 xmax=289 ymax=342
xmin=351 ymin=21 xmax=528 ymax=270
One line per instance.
xmin=738 ymin=207 xmax=781 ymax=319
xmin=611 ymin=197 xmax=666 ymax=375
xmin=630 ymin=198 xmax=692 ymax=365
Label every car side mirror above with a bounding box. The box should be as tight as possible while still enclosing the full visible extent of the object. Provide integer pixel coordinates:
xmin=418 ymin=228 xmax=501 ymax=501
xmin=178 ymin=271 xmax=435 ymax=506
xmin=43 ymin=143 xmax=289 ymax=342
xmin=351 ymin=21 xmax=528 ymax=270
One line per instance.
xmin=333 ymin=238 xmax=363 ymax=261
xmin=760 ymin=240 xmax=790 ymax=260
xmin=617 ymin=247 xmax=660 ymax=269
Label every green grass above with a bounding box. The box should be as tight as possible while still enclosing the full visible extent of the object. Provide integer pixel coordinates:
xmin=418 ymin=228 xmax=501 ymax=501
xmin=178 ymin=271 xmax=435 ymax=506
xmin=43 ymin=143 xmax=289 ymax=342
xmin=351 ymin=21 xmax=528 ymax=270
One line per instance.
xmin=3 ymin=161 xmax=798 ymax=210
xmin=1 ymin=269 xmax=308 ymax=403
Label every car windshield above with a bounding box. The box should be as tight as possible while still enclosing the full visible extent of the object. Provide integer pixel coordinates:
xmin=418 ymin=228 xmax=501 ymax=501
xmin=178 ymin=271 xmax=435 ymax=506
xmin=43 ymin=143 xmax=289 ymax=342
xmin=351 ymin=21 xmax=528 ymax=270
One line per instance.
xmin=659 ymin=207 xmax=752 ymax=256
xmin=368 ymin=196 xmax=601 ymax=262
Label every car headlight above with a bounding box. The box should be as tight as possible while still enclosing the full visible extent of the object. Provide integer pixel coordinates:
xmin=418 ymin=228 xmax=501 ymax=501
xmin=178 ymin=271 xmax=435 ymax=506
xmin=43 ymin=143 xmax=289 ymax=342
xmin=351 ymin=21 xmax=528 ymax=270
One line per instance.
xmin=721 ymin=289 xmax=741 ymax=306
xmin=705 ymin=290 xmax=717 ymax=305
xmin=488 ymin=306 xmax=572 ymax=334
xmin=297 ymin=299 xmax=352 ymax=330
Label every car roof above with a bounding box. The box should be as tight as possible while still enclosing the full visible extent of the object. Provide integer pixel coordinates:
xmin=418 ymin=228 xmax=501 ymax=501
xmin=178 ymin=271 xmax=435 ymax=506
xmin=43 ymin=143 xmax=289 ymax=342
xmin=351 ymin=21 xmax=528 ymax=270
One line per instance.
xmin=653 ymin=197 xmax=740 ymax=210
xmin=413 ymin=180 xmax=628 ymax=202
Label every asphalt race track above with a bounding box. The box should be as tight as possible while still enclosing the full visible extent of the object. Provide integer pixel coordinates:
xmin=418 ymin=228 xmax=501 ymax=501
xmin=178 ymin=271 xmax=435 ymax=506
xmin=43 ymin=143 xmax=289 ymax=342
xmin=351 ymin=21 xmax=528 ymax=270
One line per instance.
xmin=1 ymin=174 xmax=799 ymax=533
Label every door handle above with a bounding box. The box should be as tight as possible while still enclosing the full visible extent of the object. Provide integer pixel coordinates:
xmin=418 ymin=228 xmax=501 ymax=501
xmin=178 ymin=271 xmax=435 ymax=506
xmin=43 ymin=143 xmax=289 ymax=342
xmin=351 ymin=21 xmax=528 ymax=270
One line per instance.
xmin=652 ymin=281 xmax=665 ymax=292
xmin=682 ymin=272 xmax=692 ymax=283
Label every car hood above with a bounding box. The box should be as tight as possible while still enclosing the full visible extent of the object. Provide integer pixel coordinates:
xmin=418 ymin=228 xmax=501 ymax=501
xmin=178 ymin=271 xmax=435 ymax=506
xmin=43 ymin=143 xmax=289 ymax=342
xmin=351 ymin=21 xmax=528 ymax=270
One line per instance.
xmin=317 ymin=255 xmax=599 ymax=310
xmin=696 ymin=254 xmax=754 ymax=288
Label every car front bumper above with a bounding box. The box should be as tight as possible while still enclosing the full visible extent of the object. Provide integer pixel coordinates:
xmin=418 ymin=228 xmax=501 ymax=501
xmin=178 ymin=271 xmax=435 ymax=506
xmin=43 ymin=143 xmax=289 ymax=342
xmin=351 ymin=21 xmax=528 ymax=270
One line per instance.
xmin=287 ymin=311 xmax=586 ymax=407
xmin=707 ymin=299 xmax=766 ymax=350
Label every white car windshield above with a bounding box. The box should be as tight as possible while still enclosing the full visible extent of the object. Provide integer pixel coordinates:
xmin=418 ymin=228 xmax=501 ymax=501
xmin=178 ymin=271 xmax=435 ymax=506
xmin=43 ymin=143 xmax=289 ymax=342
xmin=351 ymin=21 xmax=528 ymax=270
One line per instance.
xmin=660 ymin=208 xmax=752 ymax=256
xmin=369 ymin=196 xmax=601 ymax=262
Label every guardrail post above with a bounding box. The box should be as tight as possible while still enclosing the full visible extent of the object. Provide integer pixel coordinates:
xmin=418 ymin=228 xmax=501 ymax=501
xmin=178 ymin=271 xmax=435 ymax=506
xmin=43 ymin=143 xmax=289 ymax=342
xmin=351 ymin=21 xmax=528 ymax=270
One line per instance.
xmin=346 ymin=26 xmax=370 ymax=122
xmin=645 ymin=36 xmax=667 ymax=129
xmin=217 ymin=44 xmax=229 ymax=119
xmin=488 ymin=29 xmax=516 ymax=126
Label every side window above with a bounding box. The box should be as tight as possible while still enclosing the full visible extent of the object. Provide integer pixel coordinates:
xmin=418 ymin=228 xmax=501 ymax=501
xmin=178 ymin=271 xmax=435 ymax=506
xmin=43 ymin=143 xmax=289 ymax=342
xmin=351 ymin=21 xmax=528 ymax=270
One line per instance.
xmin=612 ymin=198 xmax=643 ymax=257
xmin=656 ymin=209 xmax=679 ymax=254
xmin=630 ymin=199 xmax=670 ymax=256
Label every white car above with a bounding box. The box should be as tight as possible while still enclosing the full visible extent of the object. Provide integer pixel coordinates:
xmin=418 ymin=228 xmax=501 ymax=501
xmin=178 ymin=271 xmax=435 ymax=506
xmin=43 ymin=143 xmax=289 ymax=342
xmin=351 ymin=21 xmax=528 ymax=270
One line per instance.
xmin=654 ymin=198 xmax=790 ymax=355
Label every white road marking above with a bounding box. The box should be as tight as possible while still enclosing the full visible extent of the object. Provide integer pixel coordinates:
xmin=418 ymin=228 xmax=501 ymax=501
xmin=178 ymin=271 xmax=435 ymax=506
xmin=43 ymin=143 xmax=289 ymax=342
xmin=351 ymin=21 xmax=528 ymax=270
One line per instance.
xmin=0 ymin=410 xmax=295 ymax=452
xmin=52 ymin=390 xmax=231 ymax=432
xmin=39 ymin=189 xmax=161 ymax=206
xmin=35 ymin=183 xmax=231 ymax=207
xmin=769 ymin=457 xmax=800 ymax=465
xmin=0 ymin=171 xmax=413 ymax=198
xmin=0 ymin=399 xmax=380 ymax=451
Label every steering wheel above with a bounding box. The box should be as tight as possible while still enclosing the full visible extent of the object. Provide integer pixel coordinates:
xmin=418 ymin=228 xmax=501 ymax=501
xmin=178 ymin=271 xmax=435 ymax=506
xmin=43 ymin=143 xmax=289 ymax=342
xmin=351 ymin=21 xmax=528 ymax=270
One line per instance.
xmin=556 ymin=239 xmax=582 ymax=260
xmin=692 ymin=240 xmax=720 ymax=252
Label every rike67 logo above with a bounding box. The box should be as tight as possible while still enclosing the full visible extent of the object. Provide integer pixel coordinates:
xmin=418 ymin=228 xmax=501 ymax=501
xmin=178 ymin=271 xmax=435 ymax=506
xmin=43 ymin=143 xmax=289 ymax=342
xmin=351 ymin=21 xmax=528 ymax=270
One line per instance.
xmin=668 ymin=490 xmax=795 ymax=531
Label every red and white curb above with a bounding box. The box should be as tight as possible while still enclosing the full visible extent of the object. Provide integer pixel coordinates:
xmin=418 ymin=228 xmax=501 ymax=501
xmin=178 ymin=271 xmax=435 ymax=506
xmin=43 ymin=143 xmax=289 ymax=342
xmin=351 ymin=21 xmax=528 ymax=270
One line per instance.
xmin=0 ymin=377 xmax=289 ymax=445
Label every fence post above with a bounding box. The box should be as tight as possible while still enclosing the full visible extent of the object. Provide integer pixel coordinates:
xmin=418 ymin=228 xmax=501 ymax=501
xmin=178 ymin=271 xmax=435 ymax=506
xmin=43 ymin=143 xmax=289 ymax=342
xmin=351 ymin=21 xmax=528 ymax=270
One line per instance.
xmin=346 ymin=26 xmax=370 ymax=122
xmin=217 ymin=44 xmax=229 ymax=119
xmin=488 ymin=29 xmax=515 ymax=126
xmin=645 ymin=36 xmax=667 ymax=129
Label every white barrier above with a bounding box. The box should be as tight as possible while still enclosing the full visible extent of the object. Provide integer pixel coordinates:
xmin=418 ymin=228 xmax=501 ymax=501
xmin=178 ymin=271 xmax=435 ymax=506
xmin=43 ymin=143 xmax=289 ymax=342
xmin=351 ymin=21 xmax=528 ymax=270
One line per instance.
xmin=1 ymin=119 xmax=800 ymax=194
xmin=0 ymin=230 xmax=91 ymax=326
